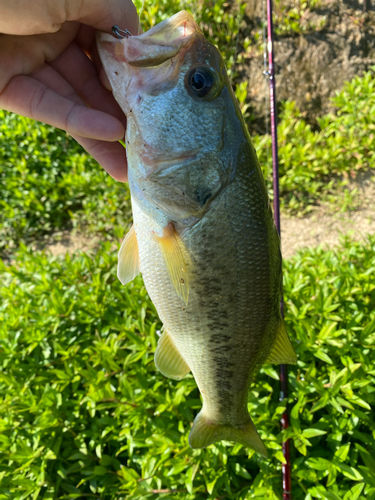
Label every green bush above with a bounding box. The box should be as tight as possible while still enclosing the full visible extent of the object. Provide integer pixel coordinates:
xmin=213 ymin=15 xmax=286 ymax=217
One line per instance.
xmin=273 ymin=0 xmax=327 ymax=36
xmin=0 ymin=111 xmax=132 ymax=253
xmin=1 ymin=2 xmax=374 ymax=499
xmin=1 ymin=236 xmax=375 ymax=499
xmin=254 ymin=69 xmax=375 ymax=214
xmin=2 ymin=68 xmax=375 ymax=252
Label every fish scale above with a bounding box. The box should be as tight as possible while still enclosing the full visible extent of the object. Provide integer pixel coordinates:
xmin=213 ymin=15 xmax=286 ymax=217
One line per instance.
xmin=97 ymin=10 xmax=296 ymax=455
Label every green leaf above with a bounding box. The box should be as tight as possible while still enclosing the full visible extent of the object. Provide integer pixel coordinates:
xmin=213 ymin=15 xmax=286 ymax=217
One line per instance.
xmin=343 ymin=482 xmax=365 ymax=500
xmin=314 ymin=350 xmax=333 ymax=364
xmin=94 ymin=466 xmax=107 ymax=476
xmin=206 ymin=476 xmax=218 ymax=495
xmin=234 ymin=463 xmax=251 ymax=479
xmin=329 ymin=397 xmax=345 ymax=414
xmin=274 ymin=451 xmax=287 ymax=464
xmin=302 ymin=428 xmax=327 ymax=438
xmin=332 ymin=461 xmax=363 ymax=481
xmin=306 ymin=457 xmax=332 ymax=471
xmin=334 ymin=443 xmax=350 ymax=461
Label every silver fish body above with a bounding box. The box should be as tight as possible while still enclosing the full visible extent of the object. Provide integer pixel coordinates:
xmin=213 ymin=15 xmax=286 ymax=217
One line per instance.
xmin=97 ymin=11 xmax=296 ymax=456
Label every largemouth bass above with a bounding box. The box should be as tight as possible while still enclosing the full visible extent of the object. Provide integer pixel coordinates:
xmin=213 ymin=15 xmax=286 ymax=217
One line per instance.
xmin=97 ymin=10 xmax=296 ymax=456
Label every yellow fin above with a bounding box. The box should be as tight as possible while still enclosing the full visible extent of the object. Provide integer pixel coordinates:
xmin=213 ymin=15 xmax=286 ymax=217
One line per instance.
xmin=117 ymin=225 xmax=140 ymax=285
xmin=266 ymin=320 xmax=297 ymax=365
xmin=154 ymin=222 xmax=189 ymax=305
xmin=154 ymin=329 xmax=190 ymax=380
xmin=188 ymin=411 xmax=268 ymax=457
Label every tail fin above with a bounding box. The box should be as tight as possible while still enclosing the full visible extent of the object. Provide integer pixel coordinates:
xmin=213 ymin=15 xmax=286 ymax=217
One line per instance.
xmin=188 ymin=411 xmax=268 ymax=457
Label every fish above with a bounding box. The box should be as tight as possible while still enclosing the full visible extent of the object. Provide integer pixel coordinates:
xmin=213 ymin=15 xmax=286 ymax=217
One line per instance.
xmin=97 ymin=10 xmax=296 ymax=457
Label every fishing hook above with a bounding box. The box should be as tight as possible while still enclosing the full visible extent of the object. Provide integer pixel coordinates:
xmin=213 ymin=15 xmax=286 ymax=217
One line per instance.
xmin=111 ymin=25 xmax=133 ymax=39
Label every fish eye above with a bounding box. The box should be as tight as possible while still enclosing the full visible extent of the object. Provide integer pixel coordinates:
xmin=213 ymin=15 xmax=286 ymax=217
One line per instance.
xmin=187 ymin=67 xmax=216 ymax=98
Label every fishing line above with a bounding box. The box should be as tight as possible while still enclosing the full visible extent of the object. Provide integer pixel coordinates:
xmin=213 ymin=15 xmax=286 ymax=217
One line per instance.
xmin=262 ymin=0 xmax=270 ymax=160
xmin=264 ymin=0 xmax=292 ymax=497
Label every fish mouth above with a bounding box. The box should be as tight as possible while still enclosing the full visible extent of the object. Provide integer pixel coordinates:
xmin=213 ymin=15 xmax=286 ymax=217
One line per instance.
xmin=97 ymin=11 xmax=198 ymax=69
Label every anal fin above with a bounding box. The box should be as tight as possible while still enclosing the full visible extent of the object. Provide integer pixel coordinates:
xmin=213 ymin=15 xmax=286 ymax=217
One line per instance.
xmin=117 ymin=225 xmax=140 ymax=285
xmin=154 ymin=329 xmax=190 ymax=380
xmin=266 ymin=320 xmax=297 ymax=365
xmin=154 ymin=222 xmax=189 ymax=305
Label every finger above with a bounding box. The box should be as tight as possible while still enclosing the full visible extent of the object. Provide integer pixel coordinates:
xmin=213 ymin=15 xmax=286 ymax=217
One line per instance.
xmin=72 ymin=135 xmax=128 ymax=181
xmin=32 ymin=63 xmax=77 ymax=98
xmin=0 ymin=0 xmax=139 ymax=36
xmin=85 ymin=39 xmax=113 ymax=91
xmin=0 ymin=0 xmax=67 ymax=34
xmin=73 ymin=26 xmax=113 ymax=90
xmin=68 ymin=0 xmax=140 ymax=35
xmin=31 ymin=64 xmax=127 ymax=180
xmin=0 ymin=23 xmax=79 ymax=93
xmin=50 ymin=41 xmax=125 ymax=124
xmin=0 ymin=74 xmax=124 ymax=141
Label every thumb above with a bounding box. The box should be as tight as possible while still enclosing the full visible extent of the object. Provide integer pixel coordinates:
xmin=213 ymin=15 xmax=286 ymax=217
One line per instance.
xmin=69 ymin=0 xmax=140 ymax=34
xmin=0 ymin=0 xmax=139 ymax=36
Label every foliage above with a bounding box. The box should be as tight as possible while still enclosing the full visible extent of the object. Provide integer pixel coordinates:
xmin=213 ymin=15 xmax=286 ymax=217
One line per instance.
xmin=1 ymin=1 xmax=374 ymax=498
xmin=273 ymin=0 xmax=327 ymax=36
xmin=0 ymin=0 xmax=373 ymax=251
xmin=0 ymin=111 xmax=131 ymax=254
xmin=1 ymin=235 xmax=375 ymax=499
xmin=2 ymin=68 xmax=375 ymax=252
xmin=254 ymin=68 xmax=375 ymax=214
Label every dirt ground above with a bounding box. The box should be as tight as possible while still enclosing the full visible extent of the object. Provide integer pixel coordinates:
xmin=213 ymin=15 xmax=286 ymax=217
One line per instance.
xmin=45 ymin=172 xmax=375 ymax=260
xmin=44 ymin=232 xmax=100 ymax=257
xmin=281 ymin=207 xmax=375 ymax=258
xmin=242 ymin=0 xmax=375 ymax=133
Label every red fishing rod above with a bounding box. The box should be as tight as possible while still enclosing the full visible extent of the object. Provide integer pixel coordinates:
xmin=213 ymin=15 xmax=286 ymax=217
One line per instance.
xmin=265 ymin=0 xmax=292 ymax=497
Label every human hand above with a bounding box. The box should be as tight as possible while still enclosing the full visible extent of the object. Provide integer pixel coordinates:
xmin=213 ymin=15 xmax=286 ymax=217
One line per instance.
xmin=0 ymin=0 xmax=140 ymax=181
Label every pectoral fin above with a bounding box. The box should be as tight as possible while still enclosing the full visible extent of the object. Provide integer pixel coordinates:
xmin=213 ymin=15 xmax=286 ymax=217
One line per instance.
xmin=266 ymin=320 xmax=297 ymax=365
xmin=154 ymin=329 xmax=190 ymax=380
xmin=117 ymin=225 xmax=140 ymax=285
xmin=154 ymin=222 xmax=189 ymax=305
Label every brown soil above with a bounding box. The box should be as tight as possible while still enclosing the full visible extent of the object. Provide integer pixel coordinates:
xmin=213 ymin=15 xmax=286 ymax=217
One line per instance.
xmin=40 ymin=232 xmax=100 ymax=257
xmin=240 ymin=0 xmax=375 ymax=132
xmin=281 ymin=170 xmax=375 ymax=257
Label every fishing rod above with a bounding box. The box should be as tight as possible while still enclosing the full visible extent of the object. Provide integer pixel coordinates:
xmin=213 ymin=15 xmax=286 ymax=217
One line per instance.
xmin=265 ymin=0 xmax=292 ymax=497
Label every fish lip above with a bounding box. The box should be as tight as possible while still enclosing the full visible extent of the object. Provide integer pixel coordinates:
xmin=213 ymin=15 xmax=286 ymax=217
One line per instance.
xmin=97 ymin=11 xmax=198 ymax=68
xmin=129 ymin=10 xmax=198 ymax=42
